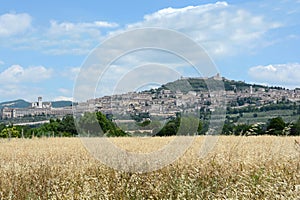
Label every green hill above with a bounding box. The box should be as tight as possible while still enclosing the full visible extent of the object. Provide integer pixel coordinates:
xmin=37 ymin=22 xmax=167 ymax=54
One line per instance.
xmin=51 ymin=101 xmax=72 ymax=108
xmin=160 ymin=77 xmax=268 ymax=93
xmin=0 ymin=99 xmax=31 ymax=109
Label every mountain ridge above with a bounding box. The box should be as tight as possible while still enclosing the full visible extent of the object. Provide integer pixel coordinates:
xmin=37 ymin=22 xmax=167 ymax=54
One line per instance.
xmin=0 ymin=99 xmax=72 ymax=109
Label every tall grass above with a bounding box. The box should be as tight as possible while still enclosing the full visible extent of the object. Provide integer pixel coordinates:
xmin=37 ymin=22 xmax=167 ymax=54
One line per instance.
xmin=0 ymin=136 xmax=299 ymax=199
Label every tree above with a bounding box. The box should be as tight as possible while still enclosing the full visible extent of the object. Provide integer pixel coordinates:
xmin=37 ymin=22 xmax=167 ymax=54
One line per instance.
xmin=197 ymin=120 xmax=203 ymax=134
xmin=178 ymin=116 xmax=200 ymax=135
xmin=0 ymin=123 xmax=6 ymax=133
xmin=156 ymin=117 xmax=179 ymax=136
xmin=234 ymin=124 xmax=252 ymax=135
xmin=157 ymin=121 xmax=178 ymax=136
xmin=95 ymin=112 xmax=128 ymax=137
xmin=155 ymin=114 xmax=202 ymax=136
xmin=59 ymin=115 xmax=77 ymax=136
xmin=267 ymin=117 xmax=286 ymax=135
xmin=198 ymin=120 xmax=209 ymax=135
xmin=222 ymin=123 xmax=234 ymax=135
xmin=0 ymin=126 xmax=20 ymax=138
xmin=290 ymin=117 xmax=300 ymax=136
xmin=77 ymin=112 xmax=101 ymax=136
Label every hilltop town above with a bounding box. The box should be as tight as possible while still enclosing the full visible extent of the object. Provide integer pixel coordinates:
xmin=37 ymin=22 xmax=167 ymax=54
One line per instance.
xmin=1 ymin=75 xmax=300 ymax=126
xmin=76 ymin=74 xmax=300 ymax=119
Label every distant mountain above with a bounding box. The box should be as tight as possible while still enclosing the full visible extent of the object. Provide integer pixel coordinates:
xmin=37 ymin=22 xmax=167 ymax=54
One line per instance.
xmin=51 ymin=101 xmax=72 ymax=108
xmin=0 ymin=99 xmax=31 ymax=109
xmin=0 ymin=99 xmax=73 ymax=109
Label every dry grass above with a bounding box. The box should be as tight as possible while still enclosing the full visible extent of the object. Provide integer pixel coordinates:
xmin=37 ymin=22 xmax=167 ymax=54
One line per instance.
xmin=0 ymin=136 xmax=299 ymax=199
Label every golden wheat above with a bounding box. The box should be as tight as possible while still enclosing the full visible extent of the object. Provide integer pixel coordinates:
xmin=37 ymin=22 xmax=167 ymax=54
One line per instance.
xmin=0 ymin=136 xmax=299 ymax=199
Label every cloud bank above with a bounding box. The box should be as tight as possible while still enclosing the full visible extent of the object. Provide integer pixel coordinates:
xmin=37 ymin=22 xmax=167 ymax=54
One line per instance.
xmin=248 ymin=63 xmax=300 ymax=88
xmin=0 ymin=13 xmax=32 ymax=37
xmin=124 ymin=1 xmax=280 ymax=57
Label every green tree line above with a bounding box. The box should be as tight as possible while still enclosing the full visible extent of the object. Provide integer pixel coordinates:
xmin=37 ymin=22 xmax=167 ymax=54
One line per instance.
xmin=0 ymin=112 xmax=128 ymax=138
xmin=222 ymin=116 xmax=300 ymax=136
xmin=0 ymin=113 xmax=300 ymax=138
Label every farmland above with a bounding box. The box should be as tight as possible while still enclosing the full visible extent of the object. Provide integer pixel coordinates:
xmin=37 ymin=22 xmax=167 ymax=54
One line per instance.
xmin=229 ymin=110 xmax=299 ymax=125
xmin=0 ymin=136 xmax=299 ymax=199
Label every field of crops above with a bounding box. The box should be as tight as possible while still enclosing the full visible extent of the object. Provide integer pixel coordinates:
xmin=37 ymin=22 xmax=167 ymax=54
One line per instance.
xmin=0 ymin=136 xmax=299 ymax=199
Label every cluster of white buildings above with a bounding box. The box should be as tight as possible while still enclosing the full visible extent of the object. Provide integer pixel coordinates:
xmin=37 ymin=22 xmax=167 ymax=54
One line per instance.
xmin=80 ymin=78 xmax=300 ymax=120
xmin=1 ymin=97 xmax=72 ymax=119
xmin=2 ymin=77 xmax=300 ymax=121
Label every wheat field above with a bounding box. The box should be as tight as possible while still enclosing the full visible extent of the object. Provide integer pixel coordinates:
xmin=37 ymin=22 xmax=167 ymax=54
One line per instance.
xmin=0 ymin=136 xmax=299 ymax=199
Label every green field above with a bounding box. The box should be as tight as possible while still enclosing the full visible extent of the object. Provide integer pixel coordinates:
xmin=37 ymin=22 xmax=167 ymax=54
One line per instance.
xmin=230 ymin=110 xmax=298 ymax=124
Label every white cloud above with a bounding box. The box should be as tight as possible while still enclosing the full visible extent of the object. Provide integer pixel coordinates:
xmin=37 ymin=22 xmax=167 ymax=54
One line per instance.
xmin=53 ymin=96 xmax=73 ymax=101
xmin=0 ymin=82 xmax=46 ymax=102
xmin=48 ymin=20 xmax=118 ymax=37
xmin=61 ymin=67 xmax=81 ymax=80
xmin=122 ymin=2 xmax=281 ymax=57
xmin=1 ymin=18 xmax=119 ymax=56
xmin=93 ymin=21 xmax=119 ymax=28
xmin=56 ymin=88 xmax=74 ymax=102
xmin=38 ymin=20 xmax=119 ymax=55
xmin=0 ymin=3 xmax=282 ymax=57
xmin=0 ymin=65 xmax=53 ymax=83
xmin=42 ymin=48 xmax=91 ymax=55
xmin=0 ymin=60 xmax=4 ymax=65
xmin=248 ymin=63 xmax=300 ymax=88
xmin=0 ymin=65 xmax=55 ymax=101
xmin=69 ymin=67 xmax=81 ymax=76
xmin=0 ymin=13 xmax=32 ymax=37
xmin=58 ymin=88 xmax=71 ymax=95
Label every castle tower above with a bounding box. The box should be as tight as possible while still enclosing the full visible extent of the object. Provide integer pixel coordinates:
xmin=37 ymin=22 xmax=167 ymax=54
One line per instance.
xmin=213 ymin=73 xmax=222 ymax=81
xmin=38 ymin=96 xmax=43 ymax=108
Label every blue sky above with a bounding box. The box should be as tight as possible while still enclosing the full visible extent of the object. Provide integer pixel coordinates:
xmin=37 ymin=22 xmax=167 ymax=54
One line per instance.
xmin=0 ymin=0 xmax=299 ymax=102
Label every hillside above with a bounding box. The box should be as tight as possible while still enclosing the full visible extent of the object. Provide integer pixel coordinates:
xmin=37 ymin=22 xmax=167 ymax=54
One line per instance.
xmin=51 ymin=101 xmax=73 ymax=108
xmin=161 ymin=77 xmax=269 ymax=93
xmin=0 ymin=99 xmax=31 ymax=109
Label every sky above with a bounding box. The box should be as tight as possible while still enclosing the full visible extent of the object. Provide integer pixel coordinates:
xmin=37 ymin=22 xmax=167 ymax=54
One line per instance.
xmin=0 ymin=0 xmax=300 ymax=102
